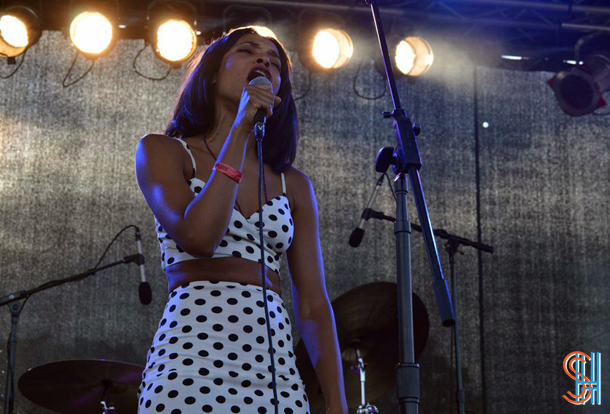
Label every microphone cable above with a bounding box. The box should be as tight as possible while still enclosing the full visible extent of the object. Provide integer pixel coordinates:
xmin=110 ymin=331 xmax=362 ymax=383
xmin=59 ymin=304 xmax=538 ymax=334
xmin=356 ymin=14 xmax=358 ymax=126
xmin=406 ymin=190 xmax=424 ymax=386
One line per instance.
xmin=92 ymin=224 xmax=137 ymax=270
xmin=254 ymin=123 xmax=280 ymax=414
xmin=90 ymin=224 xmax=151 ymax=305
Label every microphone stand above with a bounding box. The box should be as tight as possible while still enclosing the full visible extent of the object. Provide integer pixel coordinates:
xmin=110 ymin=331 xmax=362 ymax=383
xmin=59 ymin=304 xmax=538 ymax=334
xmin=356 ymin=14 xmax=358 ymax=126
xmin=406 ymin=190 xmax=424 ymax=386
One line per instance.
xmin=365 ymin=1 xmax=455 ymax=412
xmin=254 ymin=118 xmax=279 ymax=414
xmin=355 ymin=203 xmax=494 ymax=414
xmin=438 ymin=232 xmax=492 ymax=414
xmin=0 ymin=254 xmax=142 ymax=414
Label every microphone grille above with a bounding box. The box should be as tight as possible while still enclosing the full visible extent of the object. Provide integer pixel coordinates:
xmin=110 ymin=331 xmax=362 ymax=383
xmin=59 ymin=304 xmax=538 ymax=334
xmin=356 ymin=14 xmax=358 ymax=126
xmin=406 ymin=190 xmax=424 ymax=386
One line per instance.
xmin=249 ymin=76 xmax=272 ymax=87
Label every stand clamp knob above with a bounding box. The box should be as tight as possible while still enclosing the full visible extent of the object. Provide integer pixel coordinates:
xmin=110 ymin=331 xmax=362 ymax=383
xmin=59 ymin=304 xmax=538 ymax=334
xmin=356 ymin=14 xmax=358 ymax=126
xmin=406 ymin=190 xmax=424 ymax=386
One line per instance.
xmin=413 ymin=123 xmax=422 ymax=136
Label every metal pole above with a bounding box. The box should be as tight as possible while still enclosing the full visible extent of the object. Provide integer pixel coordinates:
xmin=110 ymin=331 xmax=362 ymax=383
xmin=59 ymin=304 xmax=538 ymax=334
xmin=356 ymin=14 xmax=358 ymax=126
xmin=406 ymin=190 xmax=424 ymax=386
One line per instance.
xmin=440 ymin=0 xmax=610 ymax=15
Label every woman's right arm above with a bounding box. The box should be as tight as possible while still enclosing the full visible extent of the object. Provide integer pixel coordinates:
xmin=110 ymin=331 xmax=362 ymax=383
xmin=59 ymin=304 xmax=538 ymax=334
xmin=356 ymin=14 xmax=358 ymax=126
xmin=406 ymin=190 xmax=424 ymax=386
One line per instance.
xmin=135 ymin=127 xmax=251 ymax=258
xmin=136 ymin=81 xmax=280 ymax=257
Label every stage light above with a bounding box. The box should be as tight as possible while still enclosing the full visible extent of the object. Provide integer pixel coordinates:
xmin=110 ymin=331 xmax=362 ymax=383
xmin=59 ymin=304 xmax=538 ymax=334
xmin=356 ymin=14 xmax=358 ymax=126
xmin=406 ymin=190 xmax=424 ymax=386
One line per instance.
xmin=395 ymin=36 xmax=434 ymax=76
xmin=297 ymin=10 xmax=353 ymax=72
xmin=311 ymin=29 xmax=353 ymax=69
xmin=70 ymin=11 xmax=114 ymax=56
xmin=548 ymin=54 xmax=610 ymax=116
xmin=222 ymin=5 xmax=276 ymax=42
xmin=148 ymin=1 xmax=198 ymax=64
xmin=0 ymin=15 xmax=27 ymax=50
xmin=501 ymin=55 xmax=525 ymax=61
xmin=68 ymin=1 xmax=118 ymax=59
xmin=0 ymin=4 xmax=41 ymax=58
xmin=155 ymin=19 xmax=197 ymax=63
xmin=249 ymin=25 xmax=277 ymax=40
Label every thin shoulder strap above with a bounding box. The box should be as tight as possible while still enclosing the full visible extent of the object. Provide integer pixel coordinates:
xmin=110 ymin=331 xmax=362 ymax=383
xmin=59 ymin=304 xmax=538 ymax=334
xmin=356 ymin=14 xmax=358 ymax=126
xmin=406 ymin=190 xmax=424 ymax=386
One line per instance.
xmin=174 ymin=138 xmax=197 ymax=179
xmin=281 ymin=172 xmax=286 ymax=196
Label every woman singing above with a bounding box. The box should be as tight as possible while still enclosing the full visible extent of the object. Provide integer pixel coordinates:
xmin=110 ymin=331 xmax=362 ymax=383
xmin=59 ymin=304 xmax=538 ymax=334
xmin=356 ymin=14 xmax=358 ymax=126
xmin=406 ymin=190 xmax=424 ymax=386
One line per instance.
xmin=135 ymin=27 xmax=348 ymax=414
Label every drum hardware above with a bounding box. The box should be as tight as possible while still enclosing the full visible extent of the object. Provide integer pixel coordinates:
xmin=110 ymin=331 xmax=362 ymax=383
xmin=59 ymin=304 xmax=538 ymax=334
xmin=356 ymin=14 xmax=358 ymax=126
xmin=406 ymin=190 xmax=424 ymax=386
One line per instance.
xmin=350 ymin=346 xmax=378 ymax=414
xmin=295 ymin=282 xmax=429 ymax=411
xmin=101 ymin=400 xmax=116 ymax=414
xmin=18 ymin=359 xmax=143 ymax=414
xmin=101 ymin=378 xmax=117 ymax=414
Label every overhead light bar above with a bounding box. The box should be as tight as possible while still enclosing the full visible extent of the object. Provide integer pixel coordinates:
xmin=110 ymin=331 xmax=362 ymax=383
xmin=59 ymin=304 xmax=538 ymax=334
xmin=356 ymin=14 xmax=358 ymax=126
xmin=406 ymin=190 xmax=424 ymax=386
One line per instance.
xmin=0 ymin=4 xmax=41 ymax=58
xmin=68 ymin=1 xmax=118 ymax=58
xmin=548 ymin=54 xmax=610 ymax=116
xmin=395 ymin=36 xmax=434 ymax=76
xmin=148 ymin=0 xmax=198 ymax=64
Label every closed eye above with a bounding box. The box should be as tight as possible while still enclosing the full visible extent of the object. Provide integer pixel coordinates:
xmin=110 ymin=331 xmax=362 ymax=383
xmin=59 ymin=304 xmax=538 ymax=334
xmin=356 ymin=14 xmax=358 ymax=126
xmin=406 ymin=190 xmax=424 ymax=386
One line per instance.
xmin=238 ymin=48 xmax=281 ymax=70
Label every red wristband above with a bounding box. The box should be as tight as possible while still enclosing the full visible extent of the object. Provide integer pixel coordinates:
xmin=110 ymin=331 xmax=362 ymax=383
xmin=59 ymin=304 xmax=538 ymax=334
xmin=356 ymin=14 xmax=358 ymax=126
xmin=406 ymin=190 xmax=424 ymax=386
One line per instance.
xmin=214 ymin=162 xmax=243 ymax=183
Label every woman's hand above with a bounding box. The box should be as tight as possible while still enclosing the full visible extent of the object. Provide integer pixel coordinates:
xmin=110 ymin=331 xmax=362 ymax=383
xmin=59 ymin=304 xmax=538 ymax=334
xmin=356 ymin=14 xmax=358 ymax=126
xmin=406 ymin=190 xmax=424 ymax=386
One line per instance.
xmin=232 ymin=83 xmax=281 ymax=133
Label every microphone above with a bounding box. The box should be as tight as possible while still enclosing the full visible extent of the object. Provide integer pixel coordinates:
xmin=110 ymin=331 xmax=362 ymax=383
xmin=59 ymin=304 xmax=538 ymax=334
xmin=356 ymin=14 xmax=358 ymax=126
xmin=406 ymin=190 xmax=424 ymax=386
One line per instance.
xmin=135 ymin=227 xmax=152 ymax=305
xmin=249 ymin=75 xmax=272 ymax=135
xmin=349 ymin=174 xmax=386 ymax=248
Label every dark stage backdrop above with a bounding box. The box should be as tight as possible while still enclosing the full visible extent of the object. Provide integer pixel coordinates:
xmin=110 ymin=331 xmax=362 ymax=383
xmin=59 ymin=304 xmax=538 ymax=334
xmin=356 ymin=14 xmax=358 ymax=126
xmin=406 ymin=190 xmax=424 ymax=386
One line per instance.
xmin=0 ymin=31 xmax=608 ymax=414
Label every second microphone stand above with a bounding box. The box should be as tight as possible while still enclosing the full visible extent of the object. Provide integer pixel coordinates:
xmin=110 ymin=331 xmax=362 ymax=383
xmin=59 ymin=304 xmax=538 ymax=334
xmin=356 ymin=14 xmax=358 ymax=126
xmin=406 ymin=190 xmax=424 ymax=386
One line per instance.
xmin=0 ymin=254 xmax=143 ymax=414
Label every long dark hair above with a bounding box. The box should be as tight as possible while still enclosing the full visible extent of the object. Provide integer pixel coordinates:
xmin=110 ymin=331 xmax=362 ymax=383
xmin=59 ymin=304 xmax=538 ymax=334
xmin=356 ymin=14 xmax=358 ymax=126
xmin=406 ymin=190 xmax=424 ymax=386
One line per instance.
xmin=165 ymin=27 xmax=299 ymax=173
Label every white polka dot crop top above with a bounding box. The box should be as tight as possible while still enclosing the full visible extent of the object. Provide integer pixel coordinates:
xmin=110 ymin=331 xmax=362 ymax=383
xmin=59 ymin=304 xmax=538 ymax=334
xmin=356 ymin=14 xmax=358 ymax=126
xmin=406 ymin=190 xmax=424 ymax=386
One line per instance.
xmin=154 ymin=138 xmax=294 ymax=276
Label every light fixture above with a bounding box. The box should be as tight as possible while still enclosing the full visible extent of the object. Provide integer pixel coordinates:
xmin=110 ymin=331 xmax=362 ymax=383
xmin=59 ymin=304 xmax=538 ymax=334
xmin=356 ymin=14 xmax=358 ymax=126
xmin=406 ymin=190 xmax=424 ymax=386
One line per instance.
xmin=0 ymin=3 xmax=41 ymax=58
xmin=222 ymin=5 xmax=277 ymax=41
xmin=68 ymin=1 xmax=118 ymax=58
xmin=148 ymin=0 xmax=198 ymax=64
xmin=297 ymin=10 xmax=353 ymax=72
xmin=395 ymin=36 xmax=434 ymax=76
xmin=249 ymin=25 xmax=277 ymax=40
xmin=311 ymin=29 xmax=353 ymax=70
xmin=548 ymin=54 xmax=610 ymax=116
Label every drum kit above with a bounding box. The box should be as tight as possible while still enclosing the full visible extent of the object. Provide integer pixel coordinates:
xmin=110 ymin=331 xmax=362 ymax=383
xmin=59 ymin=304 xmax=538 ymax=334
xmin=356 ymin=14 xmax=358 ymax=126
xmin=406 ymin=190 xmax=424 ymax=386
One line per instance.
xmin=15 ymin=281 xmax=428 ymax=413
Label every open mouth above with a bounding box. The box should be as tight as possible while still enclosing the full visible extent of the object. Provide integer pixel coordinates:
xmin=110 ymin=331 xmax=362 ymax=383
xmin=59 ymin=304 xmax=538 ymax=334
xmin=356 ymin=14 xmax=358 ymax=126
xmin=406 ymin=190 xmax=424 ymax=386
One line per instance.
xmin=247 ymin=68 xmax=271 ymax=83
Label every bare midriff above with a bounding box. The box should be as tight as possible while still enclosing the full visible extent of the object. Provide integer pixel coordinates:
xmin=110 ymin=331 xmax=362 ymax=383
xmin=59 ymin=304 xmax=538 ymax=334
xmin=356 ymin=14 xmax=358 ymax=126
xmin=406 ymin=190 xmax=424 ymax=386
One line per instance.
xmin=166 ymin=257 xmax=282 ymax=298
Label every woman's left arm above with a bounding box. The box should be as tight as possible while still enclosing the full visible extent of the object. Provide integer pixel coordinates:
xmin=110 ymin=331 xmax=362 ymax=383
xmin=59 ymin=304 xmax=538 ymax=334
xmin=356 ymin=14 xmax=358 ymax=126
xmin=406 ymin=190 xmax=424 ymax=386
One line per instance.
xmin=285 ymin=168 xmax=348 ymax=414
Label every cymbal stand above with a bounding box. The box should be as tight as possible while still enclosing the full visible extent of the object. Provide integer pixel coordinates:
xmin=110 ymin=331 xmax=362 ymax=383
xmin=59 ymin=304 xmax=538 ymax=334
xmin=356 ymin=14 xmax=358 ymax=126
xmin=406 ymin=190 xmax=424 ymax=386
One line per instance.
xmin=101 ymin=401 xmax=116 ymax=414
xmin=101 ymin=379 xmax=116 ymax=414
xmin=351 ymin=347 xmax=379 ymax=414
xmin=0 ymin=255 xmax=142 ymax=414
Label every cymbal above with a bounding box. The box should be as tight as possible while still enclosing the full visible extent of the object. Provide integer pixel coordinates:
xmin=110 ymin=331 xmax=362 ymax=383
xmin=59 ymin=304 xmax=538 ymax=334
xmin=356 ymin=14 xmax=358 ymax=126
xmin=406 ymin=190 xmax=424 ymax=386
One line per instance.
xmin=18 ymin=359 xmax=144 ymax=414
xmin=295 ymin=281 xmax=429 ymax=410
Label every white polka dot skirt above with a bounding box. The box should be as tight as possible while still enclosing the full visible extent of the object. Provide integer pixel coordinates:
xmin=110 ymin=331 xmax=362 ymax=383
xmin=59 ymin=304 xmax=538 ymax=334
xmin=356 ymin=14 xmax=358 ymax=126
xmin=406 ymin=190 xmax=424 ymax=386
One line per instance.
xmin=137 ymin=281 xmax=310 ymax=414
